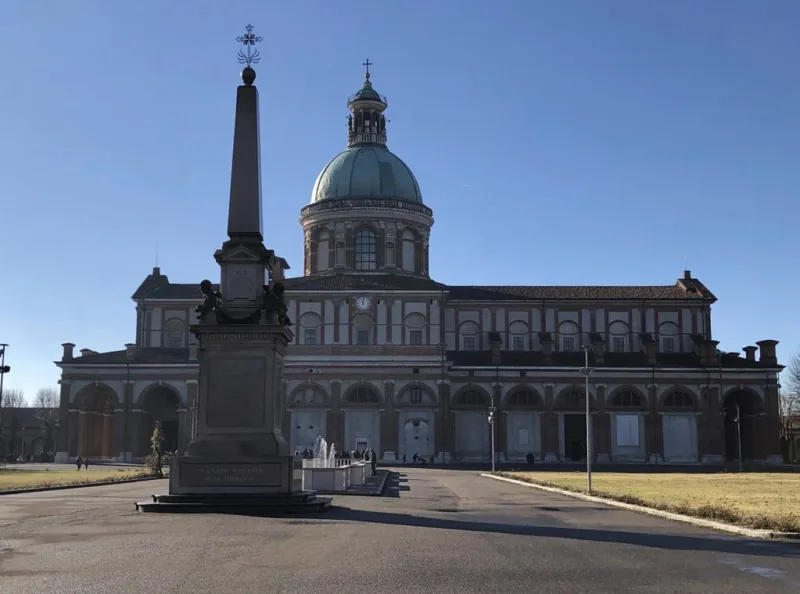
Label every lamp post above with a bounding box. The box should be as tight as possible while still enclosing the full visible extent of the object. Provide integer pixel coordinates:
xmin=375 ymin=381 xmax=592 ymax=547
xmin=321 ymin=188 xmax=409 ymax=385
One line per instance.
xmin=580 ymin=345 xmax=594 ymax=493
xmin=0 ymin=344 xmax=8 ymax=460
xmin=735 ymin=404 xmax=743 ymax=473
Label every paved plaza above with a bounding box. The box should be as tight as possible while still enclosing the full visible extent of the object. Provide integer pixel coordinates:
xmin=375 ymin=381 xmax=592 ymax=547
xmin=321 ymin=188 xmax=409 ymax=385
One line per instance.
xmin=1 ymin=467 xmax=799 ymax=593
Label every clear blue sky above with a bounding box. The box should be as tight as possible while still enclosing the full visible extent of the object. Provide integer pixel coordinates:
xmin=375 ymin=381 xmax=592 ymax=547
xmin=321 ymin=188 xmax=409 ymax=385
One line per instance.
xmin=1 ymin=1 xmax=798 ymax=402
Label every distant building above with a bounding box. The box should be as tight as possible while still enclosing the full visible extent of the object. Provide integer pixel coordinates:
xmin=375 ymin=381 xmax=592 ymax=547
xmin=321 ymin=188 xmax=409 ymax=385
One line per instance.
xmin=1 ymin=407 xmax=58 ymax=462
xmin=54 ymin=67 xmax=784 ymax=466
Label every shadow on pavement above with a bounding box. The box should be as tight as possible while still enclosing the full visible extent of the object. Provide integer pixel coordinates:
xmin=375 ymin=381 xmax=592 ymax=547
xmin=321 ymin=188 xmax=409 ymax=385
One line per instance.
xmin=382 ymin=472 xmax=409 ymax=498
xmin=319 ymin=507 xmax=800 ymax=558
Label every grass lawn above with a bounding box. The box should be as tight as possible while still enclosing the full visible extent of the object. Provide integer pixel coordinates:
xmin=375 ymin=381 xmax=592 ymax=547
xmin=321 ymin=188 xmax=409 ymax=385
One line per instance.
xmin=0 ymin=467 xmax=151 ymax=492
xmin=498 ymin=471 xmax=800 ymax=533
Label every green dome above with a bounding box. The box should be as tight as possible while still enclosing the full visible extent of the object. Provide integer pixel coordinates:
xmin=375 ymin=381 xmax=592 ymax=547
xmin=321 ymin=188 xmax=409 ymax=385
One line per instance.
xmin=311 ymin=146 xmax=423 ymax=204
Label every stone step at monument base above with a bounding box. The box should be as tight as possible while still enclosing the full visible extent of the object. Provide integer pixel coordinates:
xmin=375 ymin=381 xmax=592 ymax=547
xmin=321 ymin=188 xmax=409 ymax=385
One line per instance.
xmin=134 ymin=491 xmax=333 ymax=515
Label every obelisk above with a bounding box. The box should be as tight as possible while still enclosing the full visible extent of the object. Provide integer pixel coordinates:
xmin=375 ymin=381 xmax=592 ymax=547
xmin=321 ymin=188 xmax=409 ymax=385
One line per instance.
xmin=137 ymin=26 xmax=330 ymax=513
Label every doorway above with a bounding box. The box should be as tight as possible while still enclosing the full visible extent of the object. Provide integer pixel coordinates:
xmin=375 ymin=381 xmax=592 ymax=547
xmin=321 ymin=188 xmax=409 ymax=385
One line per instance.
xmin=564 ymin=414 xmax=587 ymax=461
xmin=723 ymin=390 xmax=760 ymax=462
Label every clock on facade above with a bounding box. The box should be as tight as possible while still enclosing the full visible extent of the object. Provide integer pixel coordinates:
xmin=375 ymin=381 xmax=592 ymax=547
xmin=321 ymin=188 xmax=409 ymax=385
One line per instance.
xmin=355 ymin=296 xmax=372 ymax=311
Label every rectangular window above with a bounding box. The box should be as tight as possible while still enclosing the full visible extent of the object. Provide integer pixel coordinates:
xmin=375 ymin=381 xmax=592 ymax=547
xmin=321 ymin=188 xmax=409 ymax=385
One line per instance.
xmin=410 ymin=330 xmax=423 ymax=345
xmin=512 ymin=335 xmax=525 ymax=351
xmin=562 ymin=336 xmax=575 ymax=352
xmin=303 ymin=329 xmax=317 ymax=345
xmin=463 ymin=336 xmax=477 ymax=351
xmin=615 ymin=414 xmax=640 ymax=447
xmin=662 ymin=337 xmax=675 ymax=353
xmin=612 ymin=336 xmax=625 ymax=353
xmin=411 ymin=387 xmax=423 ymax=404
xmin=356 ymin=329 xmax=370 ymax=345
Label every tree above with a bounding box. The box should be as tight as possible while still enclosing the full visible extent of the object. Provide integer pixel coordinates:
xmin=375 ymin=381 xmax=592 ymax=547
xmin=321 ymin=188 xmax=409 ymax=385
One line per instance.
xmin=780 ymin=351 xmax=800 ymax=461
xmin=34 ymin=387 xmax=59 ymax=457
xmin=0 ymin=388 xmax=26 ymax=408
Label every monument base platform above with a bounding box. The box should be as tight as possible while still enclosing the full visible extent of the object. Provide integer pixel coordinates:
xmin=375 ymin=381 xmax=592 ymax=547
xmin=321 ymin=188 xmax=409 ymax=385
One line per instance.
xmin=135 ymin=491 xmax=332 ymax=514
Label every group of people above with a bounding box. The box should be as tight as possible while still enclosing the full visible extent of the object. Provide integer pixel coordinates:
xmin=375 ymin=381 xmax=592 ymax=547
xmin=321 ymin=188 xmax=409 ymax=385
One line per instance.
xmin=297 ymin=447 xmax=378 ymax=473
xmin=74 ymin=456 xmax=90 ymax=470
xmin=403 ymin=453 xmax=436 ymax=465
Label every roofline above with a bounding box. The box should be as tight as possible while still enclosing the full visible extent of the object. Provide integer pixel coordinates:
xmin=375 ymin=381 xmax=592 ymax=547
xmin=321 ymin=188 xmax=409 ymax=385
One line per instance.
xmin=55 ymin=362 xmax=197 ymax=369
xmin=450 ymin=365 xmax=783 ymax=373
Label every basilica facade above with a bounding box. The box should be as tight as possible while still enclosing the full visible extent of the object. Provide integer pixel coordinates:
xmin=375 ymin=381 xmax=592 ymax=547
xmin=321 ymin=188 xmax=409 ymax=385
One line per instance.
xmin=54 ymin=68 xmax=784 ymax=466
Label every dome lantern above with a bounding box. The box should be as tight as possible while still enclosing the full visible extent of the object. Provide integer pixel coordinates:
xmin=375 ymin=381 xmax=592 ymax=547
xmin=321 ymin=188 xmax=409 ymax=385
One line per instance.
xmin=346 ymin=59 xmax=389 ymax=148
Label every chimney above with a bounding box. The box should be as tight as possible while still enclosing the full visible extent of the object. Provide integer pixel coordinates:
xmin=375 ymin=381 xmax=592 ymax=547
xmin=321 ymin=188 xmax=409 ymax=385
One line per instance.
xmin=683 ymin=270 xmax=691 ymax=280
xmin=79 ymin=348 xmax=97 ymax=358
xmin=589 ymin=332 xmax=605 ymax=364
xmin=124 ymin=343 xmax=136 ymax=361
xmin=640 ymin=333 xmax=657 ymax=365
xmin=152 ymin=266 xmax=161 ymax=276
xmin=189 ymin=343 xmax=199 ymax=361
xmin=700 ymin=340 xmax=720 ymax=366
xmin=538 ymin=332 xmax=553 ymax=358
xmin=61 ymin=343 xmax=75 ymax=362
xmin=756 ymin=340 xmax=779 ymax=366
xmin=742 ymin=346 xmax=757 ymax=362
xmin=488 ymin=331 xmax=502 ymax=365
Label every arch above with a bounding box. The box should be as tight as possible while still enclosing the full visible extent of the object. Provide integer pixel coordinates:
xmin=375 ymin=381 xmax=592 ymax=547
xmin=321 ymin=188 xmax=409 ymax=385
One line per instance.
xmin=554 ymin=385 xmax=596 ymax=410
xmin=657 ymin=384 xmax=701 ymax=406
xmin=343 ymin=383 xmax=382 ymax=405
xmin=354 ymin=228 xmax=377 ymax=271
xmin=504 ymin=385 xmax=544 ymax=408
xmin=661 ymin=388 xmax=699 ymax=409
xmin=451 ymin=385 xmax=491 ymax=408
xmin=401 ymin=228 xmax=416 ymax=271
xmin=459 ymin=320 xmax=480 ymax=351
xmin=659 ymin=321 xmax=680 ymax=353
xmin=405 ymin=312 xmax=428 ymax=345
xmin=558 ymin=321 xmax=579 ymax=352
xmin=163 ymin=318 xmax=186 ymax=348
xmin=139 ymin=383 xmax=181 ymax=455
xmin=722 ymin=388 xmax=762 ymax=461
xmin=316 ymin=228 xmax=331 ymax=272
xmin=508 ymin=320 xmax=529 ymax=351
xmin=352 ymin=313 xmax=374 ymax=345
xmin=299 ymin=312 xmax=322 ymax=345
xmin=396 ymin=382 xmax=437 ymax=406
xmin=608 ymin=320 xmax=630 ymax=353
xmin=287 ymin=382 xmax=330 ymax=406
xmin=608 ymin=386 xmax=647 ymax=408
xmin=74 ymin=383 xmax=120 ymax=459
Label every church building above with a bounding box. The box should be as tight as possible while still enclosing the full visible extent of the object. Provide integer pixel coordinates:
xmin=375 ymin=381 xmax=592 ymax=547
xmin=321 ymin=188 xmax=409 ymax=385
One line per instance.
xmin=54 ymin=65 xmax=784 ymax=466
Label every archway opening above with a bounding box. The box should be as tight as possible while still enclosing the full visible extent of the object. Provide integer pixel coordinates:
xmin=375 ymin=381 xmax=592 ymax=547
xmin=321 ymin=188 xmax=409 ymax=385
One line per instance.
xmin=723 ymin=390 xmax=761 ymax=462
xmin=140 ymin=386 xmax=181 ymax=455
xmin=77 ymin=386 xmax=117 ymax=459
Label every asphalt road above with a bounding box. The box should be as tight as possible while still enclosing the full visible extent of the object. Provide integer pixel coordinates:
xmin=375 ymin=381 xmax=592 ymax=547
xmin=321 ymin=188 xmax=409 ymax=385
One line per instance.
xmin=0 ymin=467 xmax=798 ymax=593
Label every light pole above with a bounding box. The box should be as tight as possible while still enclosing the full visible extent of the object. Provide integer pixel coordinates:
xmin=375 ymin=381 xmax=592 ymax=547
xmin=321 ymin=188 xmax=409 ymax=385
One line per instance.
xmin=580 ymin=345 xmax=594 ymax=493
xmin=488 ymin=401 xmax=496 ymax=473
xmin=735 ymin=404 xmax=743 ymax=473
xmin=0 ymin=344 xmax=8 ymax=461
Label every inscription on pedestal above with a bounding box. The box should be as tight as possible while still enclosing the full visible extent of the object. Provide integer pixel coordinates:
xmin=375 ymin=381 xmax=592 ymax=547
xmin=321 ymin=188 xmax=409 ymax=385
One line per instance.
xmin=225 ymin=265 xmax=258 ymax=301
xmin=206 ymin=356 xmax=266 ymax=427
xmin=181 ymin=463 xmax=281 ymax=488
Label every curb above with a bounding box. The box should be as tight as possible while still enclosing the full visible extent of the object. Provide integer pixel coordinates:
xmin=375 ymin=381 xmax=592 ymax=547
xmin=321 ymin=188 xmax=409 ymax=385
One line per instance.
xmin=0 ymin=475 xmax=162 ymax=496
xmin=481 ymin=473 xmax=800 ymax=541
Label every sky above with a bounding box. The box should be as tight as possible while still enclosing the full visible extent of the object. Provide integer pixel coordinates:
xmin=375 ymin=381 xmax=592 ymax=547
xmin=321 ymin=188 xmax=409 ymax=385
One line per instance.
xmin=1 ymin=0 xmax=798 ymax=402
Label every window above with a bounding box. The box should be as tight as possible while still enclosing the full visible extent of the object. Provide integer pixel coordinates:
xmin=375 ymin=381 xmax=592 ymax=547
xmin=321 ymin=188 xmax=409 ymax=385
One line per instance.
xmin=385 ymin=242 xmax=395 ymax=267
xmin=164 ymin=319 xmax=185 ymax=348
xmin=346 ymin=386 xmax=380 ymax=403
xmin=509 ymin=389 xmax=541 ymax=407
xmin=615 ymin=414 xmax=640 ymax=447
xmin=299 ymin=313 xmax=322 ymax=346
xmin=512 ymin=336 xmax=526 ymax=351
xmin=354 ymin=230 xmax=376 ymax=271
xmin=356 ymin=330 xmax=370 ymax=345
xmin=664 ymin=390 xmax=695 ymax=408
xmin=316 ymin=230 xmax=330 ymax=272
xmin=662 ymin=337 xmax=675 ymax=353
xmin=402 ymin=229 xmax=415 ymax=271
xmin=456 ymin=389 xmax=487 ymax=406
xmin=406 ymin=313 xmax=427 ymax=345
xmin=559 ymin=321 xmax=578 ymax=352
xmin=410 ymin=330 xmax=423 ymax=345
xmin=612 ymin=336 xmax=625 ymax=353
xmin=611 ymin=390 xmax=642 ymax=407
xmin=463 ymin=336 xmax=477 ymax=351
xmin=562 ymin=336 xmax=576 ymax=352
xmin=303 ymin=328 xmax=317 ymax=345
xmin=335 ymin=242 xmax=345 ymax=267
xmin=411 ymin=387 xmax=423 ymax=404
xmin=659 ymin=322 xmax=680 ymax=353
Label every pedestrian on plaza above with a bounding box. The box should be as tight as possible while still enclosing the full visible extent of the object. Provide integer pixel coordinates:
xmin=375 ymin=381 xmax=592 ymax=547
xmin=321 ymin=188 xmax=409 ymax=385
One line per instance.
xmin=76 ymin=456 xmax=82 ymax=471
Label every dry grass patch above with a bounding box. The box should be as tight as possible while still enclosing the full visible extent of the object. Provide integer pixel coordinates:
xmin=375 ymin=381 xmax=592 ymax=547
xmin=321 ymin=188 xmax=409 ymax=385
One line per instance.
xmin=499 ymin=471 xmax=800 ymax=533
xmin=0 ymin=468 xmax=150 ymax=492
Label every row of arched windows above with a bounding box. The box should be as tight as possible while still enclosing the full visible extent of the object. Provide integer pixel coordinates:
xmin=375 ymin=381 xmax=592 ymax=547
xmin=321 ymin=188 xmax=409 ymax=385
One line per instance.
xmin=456 ymin=320 xmax=682 ymax=353
xmin=313 ymin=228 xmax=418 ymax=273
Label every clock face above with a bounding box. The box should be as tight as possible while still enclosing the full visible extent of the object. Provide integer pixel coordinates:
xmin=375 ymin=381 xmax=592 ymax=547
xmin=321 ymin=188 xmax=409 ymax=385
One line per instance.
xmin=356 ymin=296 xmax=372 ymax=311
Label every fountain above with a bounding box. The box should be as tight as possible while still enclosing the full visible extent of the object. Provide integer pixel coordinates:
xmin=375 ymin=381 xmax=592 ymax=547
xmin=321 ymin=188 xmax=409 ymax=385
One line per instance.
xmin=301 ymin=437 xmax=370 ymax=492
xmin=308 ymin=437 xmax=337 ymax=469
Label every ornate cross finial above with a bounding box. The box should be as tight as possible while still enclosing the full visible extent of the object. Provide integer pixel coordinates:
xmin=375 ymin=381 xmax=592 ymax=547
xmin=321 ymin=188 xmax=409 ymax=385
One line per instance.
xmin=363 ymin=58 xmax=372 ymax=79
xmin=236 ymin=24 xmax=263 ymax=68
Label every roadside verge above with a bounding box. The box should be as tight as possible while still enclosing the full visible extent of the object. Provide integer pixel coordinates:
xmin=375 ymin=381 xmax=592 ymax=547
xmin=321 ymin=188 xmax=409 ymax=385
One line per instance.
xmin=481 ymin=473 xmax=800 ymax=541
xmin=0 ymin=475 xmax=162 ymax=496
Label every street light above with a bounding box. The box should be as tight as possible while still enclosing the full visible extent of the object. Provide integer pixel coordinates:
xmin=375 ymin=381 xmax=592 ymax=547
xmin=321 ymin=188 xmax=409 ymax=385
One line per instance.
xmin=488 ymin=407 xmax=496 ymax=473
xmin=580 ymin=345 xmax=594 ymax=493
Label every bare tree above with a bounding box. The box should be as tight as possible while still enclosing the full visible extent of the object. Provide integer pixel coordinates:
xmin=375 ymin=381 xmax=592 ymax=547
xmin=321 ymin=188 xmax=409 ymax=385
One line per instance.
xmin=34 ymin=388 xmax=59 ymax=456
xmin=780 ymin=351 xmax=800 ymax=461
xmin=0 ymin=388 xmax=25 ymax=408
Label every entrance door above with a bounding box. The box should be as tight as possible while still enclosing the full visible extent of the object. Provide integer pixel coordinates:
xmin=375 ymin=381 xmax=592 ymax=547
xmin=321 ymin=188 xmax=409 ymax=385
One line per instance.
xmin=563 ymin=414 xmax=586 ymax=461
xmin=455 ymin=412 xmax=489 ymax=460
xmin=662 ymin=413 xmax=698 ymax=463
